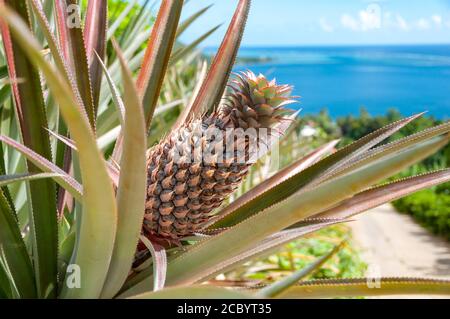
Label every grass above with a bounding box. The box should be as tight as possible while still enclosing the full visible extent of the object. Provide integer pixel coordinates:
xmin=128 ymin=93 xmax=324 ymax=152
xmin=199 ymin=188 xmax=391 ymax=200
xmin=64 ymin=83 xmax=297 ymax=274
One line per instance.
xmin=224 ymin=224 xmax=367 ymax=283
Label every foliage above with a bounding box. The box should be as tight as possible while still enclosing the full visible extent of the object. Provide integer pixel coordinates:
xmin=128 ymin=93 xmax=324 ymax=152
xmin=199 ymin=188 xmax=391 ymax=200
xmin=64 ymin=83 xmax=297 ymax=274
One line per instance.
xmin=227 ymin=225 xmax=367 ymax=283
xmin=302 ymin=107 xmax=449 ymax=167
xmin=393 ymin=186 xmax=450 ymax=239
xmin=0 ymin=0 xmax=449 ymax=300
xmin=302 ymin=108 xmax=450 ymax=239
xmin=107 ymin=0 xmax=150 ymax=36
xmin=230 ymin=129 xmax=365 ymax=283
xmin=336 ymin=108 xmax=448 ymax=167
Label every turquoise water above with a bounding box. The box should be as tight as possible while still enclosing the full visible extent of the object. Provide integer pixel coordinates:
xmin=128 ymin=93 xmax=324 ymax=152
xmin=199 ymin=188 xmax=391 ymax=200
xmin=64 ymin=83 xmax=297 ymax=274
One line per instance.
xmin=207 ymin=45 xmax=450 ymax=119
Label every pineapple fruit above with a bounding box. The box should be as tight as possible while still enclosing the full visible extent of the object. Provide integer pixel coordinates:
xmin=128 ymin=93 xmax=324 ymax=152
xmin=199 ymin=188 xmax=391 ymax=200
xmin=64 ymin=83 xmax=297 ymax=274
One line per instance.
xmin=141 ymin=72 xmax=295 ymax=243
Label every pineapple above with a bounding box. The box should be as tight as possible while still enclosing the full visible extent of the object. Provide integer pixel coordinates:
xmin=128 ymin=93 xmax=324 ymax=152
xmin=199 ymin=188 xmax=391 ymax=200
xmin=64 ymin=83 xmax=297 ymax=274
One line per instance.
xmin=142 ymin=72 xmax=295 ymax=243
xmin=1 ymin=0 xmax=450 ymax=299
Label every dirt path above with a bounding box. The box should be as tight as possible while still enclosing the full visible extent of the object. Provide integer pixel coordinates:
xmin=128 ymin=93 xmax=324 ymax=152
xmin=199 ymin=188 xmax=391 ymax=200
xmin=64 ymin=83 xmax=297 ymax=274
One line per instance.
xmin=349 ymin=204 xmax=450 ymax=298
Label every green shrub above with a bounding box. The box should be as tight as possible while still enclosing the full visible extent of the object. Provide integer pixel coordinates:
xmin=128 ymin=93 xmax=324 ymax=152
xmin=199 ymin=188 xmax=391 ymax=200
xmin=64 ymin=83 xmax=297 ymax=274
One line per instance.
xmin=393 ymin=191 xmax=450 ymax=240
xmin=302 ymin=108 xmax=450 ymax=239
xmin=226 ymin=225 xmax=367 ymax=283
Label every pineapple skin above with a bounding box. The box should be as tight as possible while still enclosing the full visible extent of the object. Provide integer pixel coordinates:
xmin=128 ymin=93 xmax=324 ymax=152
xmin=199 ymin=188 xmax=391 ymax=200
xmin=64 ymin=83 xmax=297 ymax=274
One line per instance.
xmin=142 ymin=72 xmax=295 ymax=243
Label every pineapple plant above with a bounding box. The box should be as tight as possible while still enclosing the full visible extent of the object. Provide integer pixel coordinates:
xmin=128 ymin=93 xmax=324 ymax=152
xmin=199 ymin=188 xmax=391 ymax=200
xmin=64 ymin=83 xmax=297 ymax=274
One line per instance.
xmin=0 ymin=0 xmax=449 ymax=299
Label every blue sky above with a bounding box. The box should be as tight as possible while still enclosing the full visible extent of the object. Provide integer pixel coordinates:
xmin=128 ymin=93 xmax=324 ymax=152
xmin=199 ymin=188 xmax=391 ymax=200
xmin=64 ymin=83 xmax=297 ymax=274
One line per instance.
xmin=178 ymin=0 xmax=450 ymax=46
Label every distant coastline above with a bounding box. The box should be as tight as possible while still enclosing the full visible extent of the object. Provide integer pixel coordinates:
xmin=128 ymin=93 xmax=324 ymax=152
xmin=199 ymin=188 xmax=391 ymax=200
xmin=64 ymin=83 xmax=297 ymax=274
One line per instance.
xmin=203 ymin=44 xmax=450 ymax=119
xmin=235 ymin=56 xmax=273 ymax=65
xmin=204 ymin=43 xmax=450 ymax=50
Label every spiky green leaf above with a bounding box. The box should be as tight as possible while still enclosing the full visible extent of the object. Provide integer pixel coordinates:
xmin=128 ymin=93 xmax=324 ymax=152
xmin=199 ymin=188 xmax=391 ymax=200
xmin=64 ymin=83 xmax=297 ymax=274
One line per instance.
xmin=100 ymin=43 xmax=147 ymax=298
xmin=2 ymin=0 xmax=57 ymax=298
xmin=0 ymin=5 xmax=118 ymax=298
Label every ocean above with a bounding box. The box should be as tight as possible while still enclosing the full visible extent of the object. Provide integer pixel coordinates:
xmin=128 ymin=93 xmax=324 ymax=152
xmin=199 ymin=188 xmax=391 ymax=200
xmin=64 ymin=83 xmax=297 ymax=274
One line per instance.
xmin=205 ymin=45 xmax=450 ymax=119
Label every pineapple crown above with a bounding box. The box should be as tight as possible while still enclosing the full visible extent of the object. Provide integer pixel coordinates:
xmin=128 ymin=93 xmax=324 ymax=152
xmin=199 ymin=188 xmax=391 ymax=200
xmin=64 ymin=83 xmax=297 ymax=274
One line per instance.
xmin=217 ymin=71 xmax=297 ymax=129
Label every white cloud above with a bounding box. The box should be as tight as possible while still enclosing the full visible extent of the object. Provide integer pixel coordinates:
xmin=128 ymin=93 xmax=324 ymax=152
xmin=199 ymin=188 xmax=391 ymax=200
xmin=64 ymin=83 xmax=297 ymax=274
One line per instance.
xmin=416 ymin=18 xmax=431 ymax=30
xmin=388 ymin=14 xmax=443 ymax=31
xmin=341 ymin=14 xmax=359 ymax=31
xmin=340 ymin=10 xmax=443 ymax=33
xmin=431 ymin=15 xmax=442 ymax=27
xmin=319 ymin=17 xmax=334 ymax=32
xmin=340 ymin=5 xmax=381 ymax=32
xmin=382 ymin=11 xmax=395 ymax=28
xmin=395 ymin=14 xmax=410 ymax=31
xmin=359 ymin=4 xmax=381 ymax=30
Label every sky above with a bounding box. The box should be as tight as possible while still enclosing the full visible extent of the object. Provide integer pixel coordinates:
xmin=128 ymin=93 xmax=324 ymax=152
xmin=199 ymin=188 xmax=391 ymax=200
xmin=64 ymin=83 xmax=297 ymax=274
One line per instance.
xmin=177 ymin=0 xmax=450 ymax=46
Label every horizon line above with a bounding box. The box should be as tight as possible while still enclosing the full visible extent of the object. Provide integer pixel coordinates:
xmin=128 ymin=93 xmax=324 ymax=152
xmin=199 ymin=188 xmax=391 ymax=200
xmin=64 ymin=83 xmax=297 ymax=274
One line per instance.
xmin=202 ymin=43 xmax=450 ymax=49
